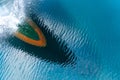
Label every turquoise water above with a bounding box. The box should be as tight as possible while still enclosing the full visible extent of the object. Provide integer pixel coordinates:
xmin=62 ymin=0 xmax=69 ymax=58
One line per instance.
xmin=0 ymin=0 xmax=120 ymax=80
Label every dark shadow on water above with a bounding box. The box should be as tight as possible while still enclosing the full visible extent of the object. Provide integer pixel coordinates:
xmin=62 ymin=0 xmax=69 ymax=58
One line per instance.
xmin=7 ymin=16 xmax=76 ymax=66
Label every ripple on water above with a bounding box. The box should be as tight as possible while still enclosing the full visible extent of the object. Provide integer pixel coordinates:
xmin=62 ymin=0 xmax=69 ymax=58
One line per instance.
xmin=0 ymin=0 xmax=13 ymax=7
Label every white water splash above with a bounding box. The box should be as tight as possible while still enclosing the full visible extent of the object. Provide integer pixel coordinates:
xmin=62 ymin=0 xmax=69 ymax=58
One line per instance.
xmin=0 ymin=0 xmax=25 ymax=37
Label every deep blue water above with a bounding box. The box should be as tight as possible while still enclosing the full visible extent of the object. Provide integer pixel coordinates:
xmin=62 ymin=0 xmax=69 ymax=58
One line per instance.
xmin=0 ymin=0 xmax=120 ymax=80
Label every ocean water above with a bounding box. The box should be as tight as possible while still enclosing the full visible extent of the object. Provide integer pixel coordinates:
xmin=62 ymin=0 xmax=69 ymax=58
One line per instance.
xmin=0 ymin=0 xmax=120 ymax=80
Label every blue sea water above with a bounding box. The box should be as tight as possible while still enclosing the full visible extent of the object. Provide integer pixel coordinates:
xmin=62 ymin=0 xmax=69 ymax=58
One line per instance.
xmin=0 ymin=0 xmax=120 ymax=80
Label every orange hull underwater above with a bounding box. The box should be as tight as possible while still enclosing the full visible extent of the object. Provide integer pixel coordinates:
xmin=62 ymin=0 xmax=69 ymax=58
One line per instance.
xmin=15 ymin=18 xmax=47 ymax=47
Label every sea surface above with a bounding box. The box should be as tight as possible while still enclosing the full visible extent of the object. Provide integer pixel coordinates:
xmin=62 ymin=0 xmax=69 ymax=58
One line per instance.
xmin=0 ymin=0 xmax=120 ymax=80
